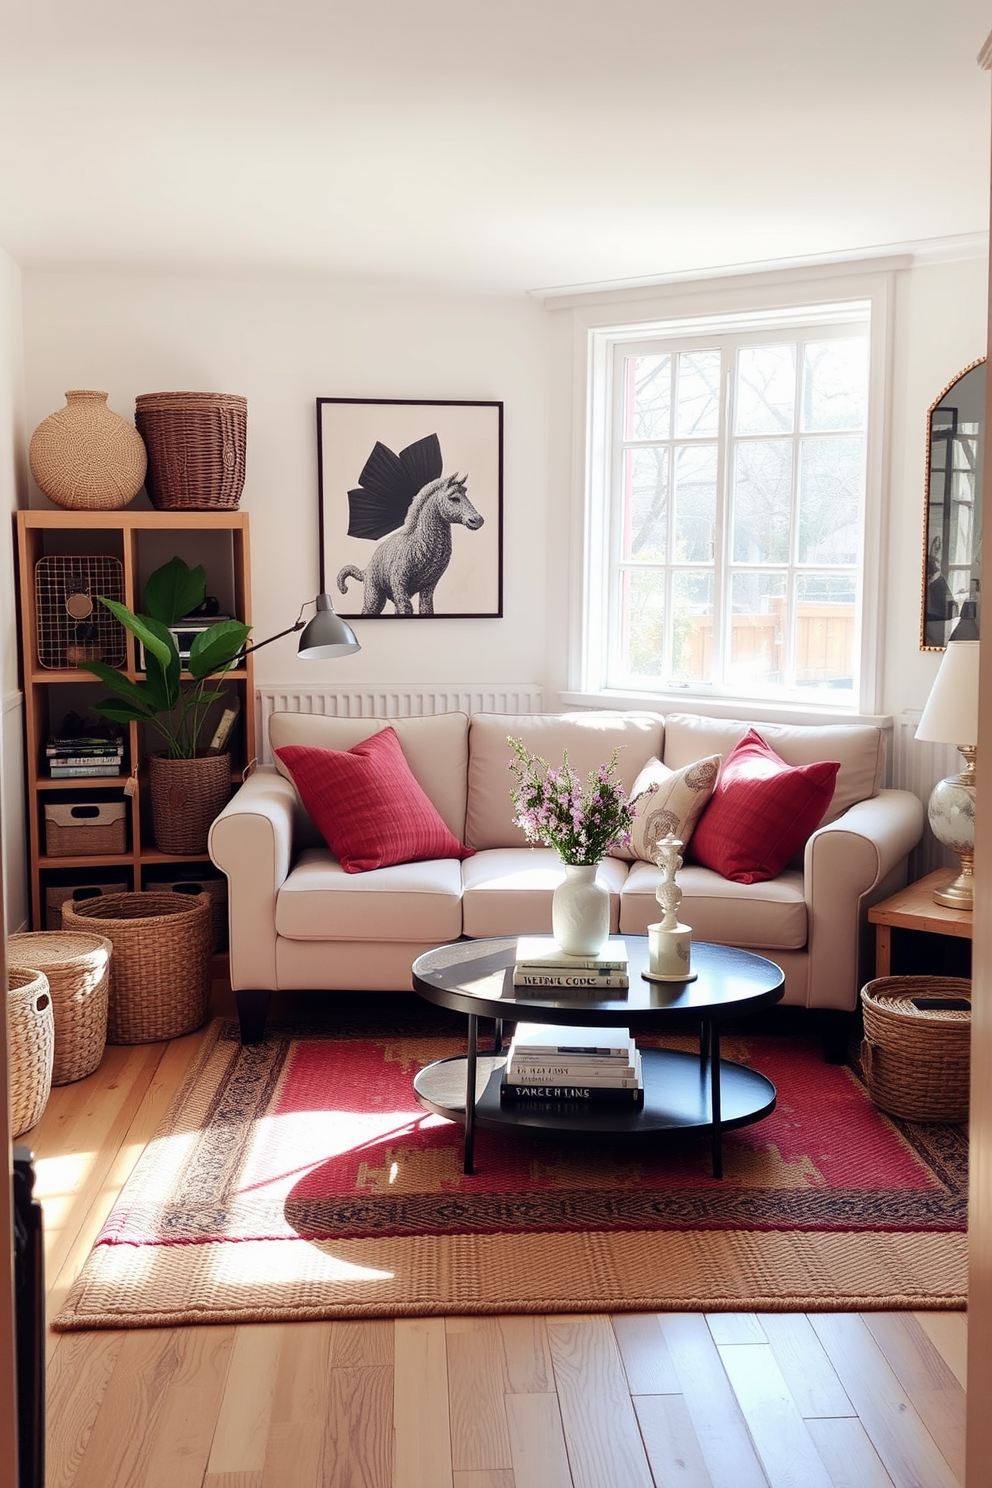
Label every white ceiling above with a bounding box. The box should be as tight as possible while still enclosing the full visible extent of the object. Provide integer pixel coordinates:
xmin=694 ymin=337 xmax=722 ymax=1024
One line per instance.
xmin=1 ymin=0 xmax=990 ymax=295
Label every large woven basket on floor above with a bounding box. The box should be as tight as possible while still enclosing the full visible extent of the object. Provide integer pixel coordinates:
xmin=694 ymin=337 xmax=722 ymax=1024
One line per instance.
xmin=860 ymin=976 xmax=971 ymax=1122
xmin=7 ymin=930 xmax=111 ymax=1084
xmin=134 ymin=391 xmax=247 ymax=511
xmin=7 ymin=968 xmax=54 ymax=1137
xmin=61 ymin=892 xmax=212 ymax=1044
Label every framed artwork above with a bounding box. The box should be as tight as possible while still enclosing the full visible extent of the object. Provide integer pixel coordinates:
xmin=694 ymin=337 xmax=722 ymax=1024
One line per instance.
xmin=317 ymin=397 xmax=503 ymax=618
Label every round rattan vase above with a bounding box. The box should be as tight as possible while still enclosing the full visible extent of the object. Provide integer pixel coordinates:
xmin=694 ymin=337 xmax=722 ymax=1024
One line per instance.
xmin=149 ymin=751 xmax=232 ymax=854
xmin=7 ymin=930 xmax=111 ymax=1085
xmin=6 ymin=968 xmax=54 ymax=1137
xmin=29 ymin=390 xmax=147 ymax=509
xmin=61 ymin=892 xmax=212 ymax=1044
xmin=552 ymin=862 xmax=610 ymax=956
xmin=135 ymin=391 xmax=247 ymax=511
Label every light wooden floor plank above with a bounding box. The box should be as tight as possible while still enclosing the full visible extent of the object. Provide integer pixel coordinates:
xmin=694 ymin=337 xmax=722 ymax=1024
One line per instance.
xmin=45 ymin=1329 xmax=126 ymax=1488
xmin=706 ymin=1312 xmax=767 ymax=1346
xmin=805 ymin=1417 xmax=897 ymax=1488
xmin=757 ymin=1312 xmax=856 ymax=1420
xmin=914 ymin=1311 xmax=968 ymax=1391
xmin=505 ymin=1391 xmax=573 ymax=1488
xmin=394 ymin=1317 xmax=453 ymax=1488
xmin=446 ymin=1317 xmax=513 ymax=1473
xmin=324 ymin=1364 xmax=394 ymax=1488
xmin=497 ymin=1316 xmax=555 ymax=1394
xmin=611 ymin=1311 xmax=681 ymax=1394
xmin=546 ymin=1315 xmax=653 ymax=1488
xmin=862 ymin=1313 xmax=967 ymax=1484
xmin=205 ymin=1324 xmax=285 ymax=1478
xmin=717 ymin=1341 xmax=834 ymax=1488
xmin=657 ymin=1313 xmax=770 ymax=1488
xmin=634 ymin=1392 xmax=716 ymax=1487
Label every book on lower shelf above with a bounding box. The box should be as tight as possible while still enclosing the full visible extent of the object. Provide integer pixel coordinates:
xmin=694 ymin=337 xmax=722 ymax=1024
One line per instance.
xmin=507 ymin=1023 xmax=636 ymax=1059
xmin=500 ymin=1057 xmax=644 ymax=1105
xmin=501 ymin=1026 xmax=643 ymax=1104
xmin=514 ymin=935 xmax=629 ymax=971
xmin=48 ymin=763 xmax=123 ymax=778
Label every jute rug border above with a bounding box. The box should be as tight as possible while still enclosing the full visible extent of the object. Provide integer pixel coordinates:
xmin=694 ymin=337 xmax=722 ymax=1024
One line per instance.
xmin=52 ymin=1019 xmax=968 ymax=1331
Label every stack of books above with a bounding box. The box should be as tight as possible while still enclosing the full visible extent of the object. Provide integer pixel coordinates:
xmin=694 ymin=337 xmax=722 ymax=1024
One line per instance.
xmin=500 ymin=1023 xmax=643 ymax=1105
xmin=512 ymin=935 xmax=629 ymax=990
xmin=46 ymin=736 xmax=124 ymax=779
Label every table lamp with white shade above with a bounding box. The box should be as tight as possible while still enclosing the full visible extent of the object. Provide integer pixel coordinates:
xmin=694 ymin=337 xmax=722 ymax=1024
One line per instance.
xmin=914 ymin=639 xmax=980 ymax=909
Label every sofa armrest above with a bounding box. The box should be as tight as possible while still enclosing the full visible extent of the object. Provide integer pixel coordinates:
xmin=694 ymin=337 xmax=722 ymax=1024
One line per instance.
xmin=803 ymin=789 xmax=925 ymax=1010
xmin=208 ymin=766 xmax=298 ymax=991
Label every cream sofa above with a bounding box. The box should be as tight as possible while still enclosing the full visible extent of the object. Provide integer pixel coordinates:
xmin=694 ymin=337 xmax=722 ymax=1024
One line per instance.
xmin=208 ymin=709 xmax=924 ymax=1044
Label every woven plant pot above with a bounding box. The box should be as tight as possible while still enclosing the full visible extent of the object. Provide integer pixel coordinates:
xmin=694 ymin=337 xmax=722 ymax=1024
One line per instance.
xmin=61 ymin=892 xmax=212 ymax=1044
xmin=149 ymin=751 xmax=231 ymax=854
xmin=7 ymin=968 xmax=54 ymax=1136
xmin=860 ymin=976 xmax=971 ymax=1122
xmin=29 ymin=390 xmax=147 ymax=510
xmin=7 ymin=931 xmax=111 ymax=1085
xmin=135 ymin=391 xmax=247 ymax=511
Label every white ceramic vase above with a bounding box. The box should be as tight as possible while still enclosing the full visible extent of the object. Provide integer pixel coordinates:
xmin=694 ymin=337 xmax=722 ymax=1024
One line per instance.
xmin=552 ymin=862 xmax=609 ymax=956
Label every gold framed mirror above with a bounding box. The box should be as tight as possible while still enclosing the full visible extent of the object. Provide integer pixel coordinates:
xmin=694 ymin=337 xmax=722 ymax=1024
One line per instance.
xmin=922 ymin=356 xmax=985 ymax=650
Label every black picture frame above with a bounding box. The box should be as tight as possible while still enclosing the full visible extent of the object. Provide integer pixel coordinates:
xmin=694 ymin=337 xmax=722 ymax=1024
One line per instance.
xmin=317 ymin=397 xmax=504 ymax=619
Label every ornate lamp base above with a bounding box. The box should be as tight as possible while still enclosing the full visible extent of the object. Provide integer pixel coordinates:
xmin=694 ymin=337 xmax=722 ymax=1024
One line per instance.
xmin=927 ymin=774 xmax=976 ymax=910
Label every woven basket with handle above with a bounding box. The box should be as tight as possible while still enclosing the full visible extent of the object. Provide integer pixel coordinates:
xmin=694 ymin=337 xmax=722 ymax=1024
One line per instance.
xmin=7 ymin=968 xmax=54 ymax=1136
xmin=134 ymin=391 xmax=247 ymax=510
xmin=61 ymin=892 xmax=212 ymax=1044
xmin=7 ymin=930 xmax=111 ymax=1084
xmin=860 ymin=975 xmax=970 ymax=1122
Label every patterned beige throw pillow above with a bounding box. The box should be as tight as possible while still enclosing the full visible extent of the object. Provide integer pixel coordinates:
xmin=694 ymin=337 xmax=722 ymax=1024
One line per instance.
xmin=615 ymin=754 xmax=722 ymax=863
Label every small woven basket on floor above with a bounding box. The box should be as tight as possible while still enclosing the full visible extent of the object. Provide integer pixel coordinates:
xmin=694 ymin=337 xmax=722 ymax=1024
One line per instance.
xmin=134 ymin=391 xmax=247 ymax=511
xmin=61 ymin=892 xmax=212 ymax=1044
xmin=7 ymin=930 xmax=111 ymax=1084
xmin=860 ymin=975 xmax=971 ymax=1122
xmin=7 ymin=968 xmax=54 ymax=1137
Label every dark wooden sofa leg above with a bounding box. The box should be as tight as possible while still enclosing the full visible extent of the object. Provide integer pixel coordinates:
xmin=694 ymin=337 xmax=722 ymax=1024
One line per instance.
xmin=820 ymin=1010 xmax=855 ymax=1064
xmin=236 ymin=989 xmax=271 ymax=1044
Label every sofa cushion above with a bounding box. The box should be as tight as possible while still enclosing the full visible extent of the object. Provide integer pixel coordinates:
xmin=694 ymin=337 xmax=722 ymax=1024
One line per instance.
xmin=661 ymin=712 xmax=885 ymax=824
xmin=689 ymin=729 xmax=838 ymax=884
xmin=461 ymin=847 xmax=627 ymax=939
xmin=466 ymin=711 xmax=665 ymax=850
xmin=275 ymin=727 xmax=474 ymax=873
xmin=276 ymin=848 xmax=464 ymax=942
xmin=611 ymin=754 xmax=721 ymax=862
xmin=619 ymin=861 xmax=808 ymax=950
xmin=269 ymin=711 xmax=469 ymax=840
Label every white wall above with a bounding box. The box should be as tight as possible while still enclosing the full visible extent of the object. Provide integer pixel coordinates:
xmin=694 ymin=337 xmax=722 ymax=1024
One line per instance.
xmin=0 ymin=247 xmax=27 ymax=934
xmin=20 ymin=270 xmax=552 ymax=692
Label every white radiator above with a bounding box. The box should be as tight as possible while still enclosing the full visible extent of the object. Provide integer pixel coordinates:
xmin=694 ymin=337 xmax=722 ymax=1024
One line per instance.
xmin=891 ymin=711 xmax=959 ymax=880
xmin=256 ymin=683 xmax=545 ymax=764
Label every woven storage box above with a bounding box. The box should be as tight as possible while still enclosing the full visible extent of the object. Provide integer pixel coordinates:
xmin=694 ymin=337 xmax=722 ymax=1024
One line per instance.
xmin=7 ymin=968 xmax=54 ymax=1137
xmin=860 ymin=976 xmax=971 ymax=1122
xmin=46 ymin=881 xmax=130 ymax=930
xmin=61 ymin=892 xmax=212 ymax=1044
xmin=8 ymin=930 xmax=111 ymax=1084
xmin=143 ymin=872 xmax=228 ymax=951
xmin=45 ymin=801 xmax=127 ymax=857
xmin=135 ymin=391 xmax=247 ymax=511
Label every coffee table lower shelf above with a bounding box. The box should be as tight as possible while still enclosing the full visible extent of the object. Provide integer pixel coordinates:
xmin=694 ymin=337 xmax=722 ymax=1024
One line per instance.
xmin=413 ymin=1047 xmax=776 ymax=1176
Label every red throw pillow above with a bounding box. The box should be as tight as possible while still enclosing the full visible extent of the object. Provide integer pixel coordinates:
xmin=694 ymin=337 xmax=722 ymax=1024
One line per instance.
xmin=275 ymin=727 xmax=474 ymax=874
xmin=689 ymin=728 xmax=839 ymax=884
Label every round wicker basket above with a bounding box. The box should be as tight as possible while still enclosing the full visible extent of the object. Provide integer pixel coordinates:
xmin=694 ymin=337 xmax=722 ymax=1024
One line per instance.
xmin=7 ymin=968 xmax=54 ymax=1137
xmin=60 ymin=892 xmax=212 ymax=1044
xmin=860 ymin=975 xmax=971 ymax=1122
xmin=134 ymin=391 xmax=247 ymax=511
xmin=7 ymin=930 xmax=111 ymax=1084
xmin=29 ymin=390 xmax=147 ymax=510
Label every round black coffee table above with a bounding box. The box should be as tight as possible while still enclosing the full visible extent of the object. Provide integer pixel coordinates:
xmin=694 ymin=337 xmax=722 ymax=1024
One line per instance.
xmin=411 ymin=936 xmax=785 ymax=1178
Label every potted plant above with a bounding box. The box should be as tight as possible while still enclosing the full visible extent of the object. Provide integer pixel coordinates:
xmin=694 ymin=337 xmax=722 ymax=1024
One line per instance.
xmin=82 ymin=556 xmax=251 ymax=853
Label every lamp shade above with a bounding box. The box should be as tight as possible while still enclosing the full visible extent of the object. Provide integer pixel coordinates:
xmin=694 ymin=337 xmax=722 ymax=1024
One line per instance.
xmin=915 ymin=640 xmax=980 ymax=746
xmin=297 ymin=592 xmax=361 ymax=660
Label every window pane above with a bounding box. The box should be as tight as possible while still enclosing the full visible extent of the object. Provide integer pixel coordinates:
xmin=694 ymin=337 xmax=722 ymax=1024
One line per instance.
xmin=797 ymin=435 xmax=863 ymax=563
xmin=622 ymin=446 xmax=668 ymax=560
xmin=735 ymin=345 xmax=796 ymax=435
xmin=796 ymin=574 xmax=856 ymax=691
xmin=672 ymin=571 xmax=714 ymax=683
xmin=618 ymin=568 xmax=665 ymax=680
xmin=727 ymin=572 xmax=787 ymax=687
xmin=675 ymin=350 xmax=721 ymax=437
xmin=732 ymin=439 xmax=792 ymax=562
xmin=673 ymin=443 xmax=717 ymax=561
xmin=802 ymin=338 xmax=868 ymax=431
xmin=625 ymin=354 xmax=671 ymax=440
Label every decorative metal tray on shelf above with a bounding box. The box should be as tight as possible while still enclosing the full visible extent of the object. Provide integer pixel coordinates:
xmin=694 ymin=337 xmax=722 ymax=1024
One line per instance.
xmin=35 ymin=555 xmax=127 ymax=669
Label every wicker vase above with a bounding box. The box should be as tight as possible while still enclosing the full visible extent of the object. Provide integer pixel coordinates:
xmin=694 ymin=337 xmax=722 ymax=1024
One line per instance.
xmin=29 ymin=390 xmax=147 ymax=510
xmin=135 ymin=391 xmax=247 ymax=511
xmin=149 ymin=751 xmax=231 ymax=854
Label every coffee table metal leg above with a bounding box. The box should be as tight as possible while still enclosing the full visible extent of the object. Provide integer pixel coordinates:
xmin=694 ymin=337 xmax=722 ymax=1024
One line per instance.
xmin=492 ymin=1017 xmax=503 ymax=1054
xmin=710 ymin=1018 xmax=723 ymax=1179
xmin=464 ymin=1013 xmax=478 ymax=1174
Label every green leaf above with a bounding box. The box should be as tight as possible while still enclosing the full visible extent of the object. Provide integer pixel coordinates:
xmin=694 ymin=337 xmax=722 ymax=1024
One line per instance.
xmin=79 ymin=659 xmax=156 ymax=709
xmin=142 ymin=616 xmax=182 ymax=703
xmin=142 ymin=557 xmax=206 ymax=625
xmin=187 ymin=621 xmax=251 ymax=679
xmin=96 ymin=596 xmax=175 ymax=670
xmin=90 ymin=697 xmax=155 ymax=725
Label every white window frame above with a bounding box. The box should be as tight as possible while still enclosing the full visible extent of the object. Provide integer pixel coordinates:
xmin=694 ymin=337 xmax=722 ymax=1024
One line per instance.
xmin=562 ymin=263 xmax=897 ymax=722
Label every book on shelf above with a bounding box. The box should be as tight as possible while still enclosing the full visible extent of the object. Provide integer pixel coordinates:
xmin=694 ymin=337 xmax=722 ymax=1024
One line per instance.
xmin=514 ymin=935 xmax=628 ymax=971
xmin=506 ymin=1057 xmax=639 ymax=1080
xmin=48 ymin=753 xmax=125 ymax=768
xmin=507 ymin=1024 xmax=635 ymax=1059
xmin=500 ymin=1080 xmax=644 ymax=1105
xmin=48 ymin=763 xmax=123 ymax=778
xmin=512 ymin=969 xmax=629 ymax=989
xmin=45 ymin=736 xmax=124 ymax=755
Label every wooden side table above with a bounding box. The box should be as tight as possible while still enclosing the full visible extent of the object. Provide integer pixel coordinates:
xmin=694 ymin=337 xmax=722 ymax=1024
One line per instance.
xmin=868 ymin=871 xmax=973 ymax=978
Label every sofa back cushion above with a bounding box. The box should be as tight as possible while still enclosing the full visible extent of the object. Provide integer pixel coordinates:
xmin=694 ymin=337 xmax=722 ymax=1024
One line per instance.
xmin=661 ymin=712 xmax=885 ymax=825
xmin=466 ymin=711 xmax=665 ymax=850
xmin=269 ymin=712 xmax=470 ymax=840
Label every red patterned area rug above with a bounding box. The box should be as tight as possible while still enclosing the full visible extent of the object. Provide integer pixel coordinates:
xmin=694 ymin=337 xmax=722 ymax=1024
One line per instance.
xmin=53 ymin=1014 xmax=968 ymax=1329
